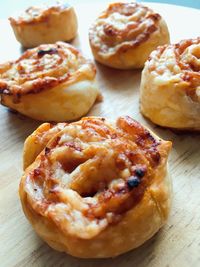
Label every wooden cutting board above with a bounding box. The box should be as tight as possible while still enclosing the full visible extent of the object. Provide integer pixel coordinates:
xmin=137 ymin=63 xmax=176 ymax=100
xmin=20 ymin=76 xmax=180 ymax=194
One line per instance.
xmin=0 ymin=2 xmax=200 ymax=267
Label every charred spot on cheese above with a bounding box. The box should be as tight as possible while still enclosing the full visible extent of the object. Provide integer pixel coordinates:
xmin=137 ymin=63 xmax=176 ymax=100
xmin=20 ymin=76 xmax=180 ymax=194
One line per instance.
xmin=37 ymin=48 xmax=58 ymax=57
xmin=127 ymin=176 xmax=141 ymax=189
xmin=104 ymin=25 xmax=116 ymax=36
xmin=134 ymin=167 xmax=146 ymax=178
xmin=0 ymin=88 xmax=10 ymax=95
xmin=45 ymin=147 xmax=50 ymax=155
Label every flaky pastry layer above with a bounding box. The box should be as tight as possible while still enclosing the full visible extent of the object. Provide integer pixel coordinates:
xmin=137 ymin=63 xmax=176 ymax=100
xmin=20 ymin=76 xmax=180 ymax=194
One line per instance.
xmin=9 ymin=3 xmax=78 ymax=47
xmin=0 ymin=42 xmax=99 ymax=121
xmin=20 ymin=116 xmax=172 ymax=258
xmin=89 ymin=2 xmax=170 ymax=69
xmin=140 ymin=37 xmax=200 ymax=130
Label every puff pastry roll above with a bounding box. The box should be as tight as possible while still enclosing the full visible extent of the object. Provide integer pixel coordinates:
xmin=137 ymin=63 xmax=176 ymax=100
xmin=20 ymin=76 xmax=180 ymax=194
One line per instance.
xmin=140 ymin=38 xmax=200 ymax=131
xmin=9 ymin=2 xmax=78 ymax=48
xmin=0 ymin=42 xmax=99 ymax=122
xmin=89 ymin=2 xmax=170 ymax=69
xmin=20 ymin=116 xmax=172 ymax=258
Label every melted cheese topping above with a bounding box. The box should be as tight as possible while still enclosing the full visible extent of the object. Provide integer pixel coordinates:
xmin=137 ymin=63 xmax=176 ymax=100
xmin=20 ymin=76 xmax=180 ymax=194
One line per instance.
xmin=23 ymin=116 xmax=168 ymax=239
xmin=89 ymin=2 xmax=161 ymax=55
xmin=147 ymin=38 xmax=200 ymax=101
xmin=9 ymin=2 xmax=70 ymax=25
xmin=0 ymin=42 xmax=95 ymax=96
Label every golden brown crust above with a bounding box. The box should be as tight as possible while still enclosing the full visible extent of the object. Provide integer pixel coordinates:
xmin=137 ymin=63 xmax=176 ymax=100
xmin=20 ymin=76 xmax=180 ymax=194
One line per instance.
xmin=89 ymin=2 xmax=170 ymax=69
xmin=0 ymin=42 xmax=99 ymax=122
xmin=23 ymin=122 xmax=67 ymax=170
xmin=0 ymin=42 xmax=94 ymax=96
xmin=140 ymin=37 xmax=200 ymax=130
xmin=20 ymin=116 xmax=172 ymax=258
xmin=9 ymin=3 xmax=71 ymax=25
xmin=9 ymin=3 xmax=78 ymax=47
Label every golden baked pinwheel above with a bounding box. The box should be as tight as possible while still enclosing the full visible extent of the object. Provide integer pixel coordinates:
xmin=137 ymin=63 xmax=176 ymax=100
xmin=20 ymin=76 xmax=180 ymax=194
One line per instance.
xmin=20 ymin=116 xmax=172 ymax=258
xmin=89 ymin=2 xmax=170 ymax=69
xmin=140 ymin=37 xmax=200 ymax=131
xmin=9 ymin=2 xmax=78 ymax=48
xmin=0 ymin=42 xmax=99 ymax=122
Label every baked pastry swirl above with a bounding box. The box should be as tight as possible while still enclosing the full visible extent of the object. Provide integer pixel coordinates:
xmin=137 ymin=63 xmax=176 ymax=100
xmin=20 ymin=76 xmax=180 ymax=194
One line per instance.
xmin=89 ymin=2 xmax=170 ymax=69
xmin=20 ymin=116 xmax=172 ymax=258
xmin=0 ymin=42 xmax=99 ymax=122
xmin=9 ymin=2 xmax=78 ymax=48
xmin=140 ymin=37 xmax=200 ymax=131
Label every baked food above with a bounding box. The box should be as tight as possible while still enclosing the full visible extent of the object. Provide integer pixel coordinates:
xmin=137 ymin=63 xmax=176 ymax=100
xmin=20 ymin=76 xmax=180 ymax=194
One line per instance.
xmin=0 ymin=42 xmax=99 ymax=122
xmin=23 ymin=122 xmax=67 ymax=170
xmin=89 ymin=2 xmax=170 ymax=69
xmin=20 ymin=116 xmax=172 ymax=258
xmin=9 ymin=2 xmax=78 ymax=48
xmin=140 ymin=37 xmax=200 ymax=131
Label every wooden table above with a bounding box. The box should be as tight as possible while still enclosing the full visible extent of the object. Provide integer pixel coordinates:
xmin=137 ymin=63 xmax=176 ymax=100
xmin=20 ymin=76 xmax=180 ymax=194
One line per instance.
xmin=0 ymin=2 xmax=200 ymax=267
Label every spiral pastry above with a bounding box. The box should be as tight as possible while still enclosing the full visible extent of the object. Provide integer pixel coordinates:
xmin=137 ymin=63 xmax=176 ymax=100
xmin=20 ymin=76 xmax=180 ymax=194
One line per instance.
xmin=20 ymin=116 xmax=172 ymax=258
xmin=0 ymin=42 xmax=99 ymax=122
xmin=9 ymin=2 xmax=78 ymax=48
xmin=140 ymin=37 xmax=200 ymax=131
xmin=89 ymin=2 xmax=170 ymax=69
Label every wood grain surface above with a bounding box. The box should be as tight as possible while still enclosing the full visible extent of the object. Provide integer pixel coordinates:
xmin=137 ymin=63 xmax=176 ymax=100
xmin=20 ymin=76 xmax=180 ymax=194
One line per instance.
xmin=0 ymin=2 xmax=200 ymax=267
